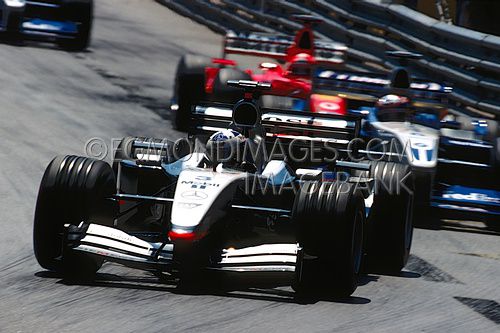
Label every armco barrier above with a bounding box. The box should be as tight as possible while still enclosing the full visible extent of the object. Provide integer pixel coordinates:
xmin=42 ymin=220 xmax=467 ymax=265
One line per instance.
xmin=158 ymin=0 xmax=500 ymax=119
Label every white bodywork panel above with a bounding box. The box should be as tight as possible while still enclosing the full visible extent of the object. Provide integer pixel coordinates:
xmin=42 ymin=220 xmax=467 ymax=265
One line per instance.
xmin=171 ymin=169 xmax=247 ymax=228
xmin=262 ymin=160 xmax=295 ymax=185
xmin=371 ymin=121 xmax=440 ymax=169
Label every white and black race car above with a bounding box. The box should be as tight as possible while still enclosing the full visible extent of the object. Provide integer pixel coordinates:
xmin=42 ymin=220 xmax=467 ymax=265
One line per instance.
xmin=0 ymin=0 xmax=93 ymax=50
xmin=33 ymin=81 xmax=413 ymax=298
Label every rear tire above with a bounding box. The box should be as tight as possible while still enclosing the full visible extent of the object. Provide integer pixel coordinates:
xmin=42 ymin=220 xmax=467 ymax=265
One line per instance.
xmin=112 ymin=136 xmax=185 ymax=174
xmin=33 ymin=155 xmax=116 ymax=278
xmin=174 ymin=54 xmax=211 ymax=131
xmin=112 ymin=136 xmax=144 ymax=174
xmin=58 ymin=0 xmax=93 ymax=51
xmin=293 ymin=181 xmax=365 ymax=298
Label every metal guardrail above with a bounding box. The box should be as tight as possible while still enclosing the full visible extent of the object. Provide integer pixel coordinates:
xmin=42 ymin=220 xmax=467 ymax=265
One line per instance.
xmin=158 ymin=0 xmax=500 ymax=119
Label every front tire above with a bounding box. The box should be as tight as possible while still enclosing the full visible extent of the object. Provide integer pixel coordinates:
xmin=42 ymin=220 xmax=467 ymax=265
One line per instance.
xmin=293 ymin=181 xmax=365 ymax=298
xmin=33 ymin=155 xmax=116 ymax=277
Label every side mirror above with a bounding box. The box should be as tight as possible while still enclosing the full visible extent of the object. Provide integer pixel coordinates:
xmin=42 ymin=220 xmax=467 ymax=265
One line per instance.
xmin=347 ymin=107 xmax=372 ymax=118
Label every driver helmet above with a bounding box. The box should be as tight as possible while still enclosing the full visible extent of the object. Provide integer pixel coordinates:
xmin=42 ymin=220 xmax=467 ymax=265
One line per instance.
xmin=288 ymin=53 xmax=314 ymax=77
xmin=375 ymin=94 xmax=413 ymax=122
xmin=206 ymin=129 xmax=246 ymax=168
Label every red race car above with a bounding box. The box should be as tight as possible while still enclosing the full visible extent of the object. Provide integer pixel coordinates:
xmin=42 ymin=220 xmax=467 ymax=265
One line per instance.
xmin=171 ymin=15 xmax=348 ymax=131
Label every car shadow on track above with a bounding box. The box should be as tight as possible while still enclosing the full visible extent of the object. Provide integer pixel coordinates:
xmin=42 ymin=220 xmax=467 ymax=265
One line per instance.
xmin=35 ymin=270 xmax=372 ymax=305
xmin=413 ymin=211 xmax=500 ymax=237
xmin=415 ymin=219 xmax=500 ymax=237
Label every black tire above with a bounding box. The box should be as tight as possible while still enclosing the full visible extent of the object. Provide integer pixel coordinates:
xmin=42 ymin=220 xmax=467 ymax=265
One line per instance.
xmin=112 ymin=136 xmax=186 ymax=174
xmin=412 ymin=169 xmax=434 ymax=206
xmin=360 ymin=161 xmax=414 ymax=273
xmin=211 ymin=68 xmax=252 ymax=104
xmin=112 ymin=136 xmax=142 ymax=174
xmin=293 ymin=181 xmax=365 ymax=298
xmin=33 ymin=155 xmax=116 ymax=277
xmin=174 ymin=54 xmax=212 ymax=131
xmin=58 ymin=0 xmax=93 ymax=51
xmin=5 ymin=12 xmax=23 ymax=42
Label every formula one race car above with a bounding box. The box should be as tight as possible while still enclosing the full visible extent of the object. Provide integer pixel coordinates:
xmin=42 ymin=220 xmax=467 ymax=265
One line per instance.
xmin=315 ymin=51 xmax=500 ymax=224
xmin=34 ymin=81 xmax=413 ymax=298
xmin=0 ymin=0 xmax=93 ymax=50
xmin=171 ymin=14 xmax=347 ymax=131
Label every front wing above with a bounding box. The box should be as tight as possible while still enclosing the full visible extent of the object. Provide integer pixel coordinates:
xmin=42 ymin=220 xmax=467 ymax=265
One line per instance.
xmin=66 ymin=223 xmax=298 ymax=273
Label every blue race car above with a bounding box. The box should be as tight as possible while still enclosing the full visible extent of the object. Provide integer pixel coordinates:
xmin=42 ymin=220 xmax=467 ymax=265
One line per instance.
xmin=315 ymin=51 xmax=499 ymax=226
xmin=0 ymin=0 xmax=93 ymax=50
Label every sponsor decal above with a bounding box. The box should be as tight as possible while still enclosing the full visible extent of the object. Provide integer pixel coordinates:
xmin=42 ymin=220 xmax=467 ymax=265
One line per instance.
xmin=181 ymin=179 xmax=220 ymax=189
xmin=90 ymin=228 xmax=139 ymax=245
xmin=181 ymin=191 xmax=208 ymax=200
xmin=262 ymin=112 xmax=350 ymax=128
xmin=443 ymin=192 xmax=500 ymax=204
xmin=318 ymin=101 xmax=341 ymax=112
xmin=176 ymin=202 xmax=202 ymax=209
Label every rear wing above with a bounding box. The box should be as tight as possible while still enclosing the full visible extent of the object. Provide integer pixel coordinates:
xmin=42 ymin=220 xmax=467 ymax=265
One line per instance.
xmin=224 ymin=31 xmax=347 ymax=65
xmin=314 ymin=69 xmax=452 ymax=109
xmin=189 ymin=103 xmax=360 ymax=148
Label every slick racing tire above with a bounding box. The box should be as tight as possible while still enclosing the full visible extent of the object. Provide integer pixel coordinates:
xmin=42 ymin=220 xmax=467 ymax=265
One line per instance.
xmin=112 ymin=136 xmax=140 ymax=174
xmin=357 ymin=161 xmax=414 ymax=273
xmin=33 ymin=155 xmax=116 ymax=278
xmin=174 ymin=54 xmax=211 ymax=131
xmin=112 ymin=136 xmax=187 ymax=174
xmin=292 ymin=181 xmax=365 ymax=298
xmin=212 ymin=68 xmax=252 ymax=104
xmin=58 ymin=0 xmax=93 ymax=51
xmin=412 ymin=169 xmax=434 ymax=207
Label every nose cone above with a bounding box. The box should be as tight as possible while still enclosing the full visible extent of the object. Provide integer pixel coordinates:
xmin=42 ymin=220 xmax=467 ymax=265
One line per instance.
xmin=170 ymin=169 xmax=247 ymax=232
xmin=403 ymin=126 xmax=439 ymax=168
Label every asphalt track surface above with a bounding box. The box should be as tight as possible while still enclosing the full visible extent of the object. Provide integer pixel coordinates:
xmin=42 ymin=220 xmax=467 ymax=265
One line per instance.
xmin=0 ymin=1 xmax=499 ymax=332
